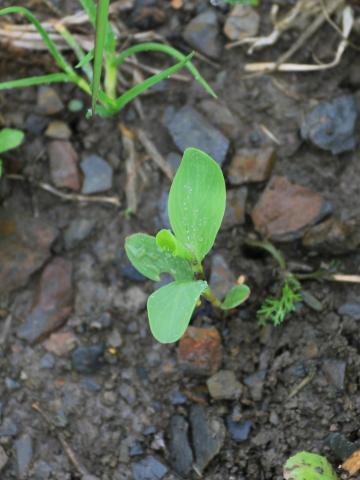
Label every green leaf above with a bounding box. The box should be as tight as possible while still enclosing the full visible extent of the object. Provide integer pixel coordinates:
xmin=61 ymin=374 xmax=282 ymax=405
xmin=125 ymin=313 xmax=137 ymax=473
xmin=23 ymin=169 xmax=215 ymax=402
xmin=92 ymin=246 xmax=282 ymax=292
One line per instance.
xmin=283 ymin=452 xmax=338 ymax=480
xmin=221 ymin=284 xmax=250 ymax=310
xmin=0 ymin=73 xmax=70 ymax=91
xmin=0 ymin=129 xmax=24 ymax=154
xmin=168 ymin=148 xmax=226 ymax=262
xmin=112 ymin=52 xmax=194 ymax=113
xmin=155 ymin=229 xmax=192 ymax=260
xmin=125 ymin=233 xmax=194 ymax=282
xmin=92 ymin=0 xmax=110 ymax=113
xmin=147 ymin=280 xmax=207 ymax=343
xmin=114 ymin=42 xmax=217 ymax=98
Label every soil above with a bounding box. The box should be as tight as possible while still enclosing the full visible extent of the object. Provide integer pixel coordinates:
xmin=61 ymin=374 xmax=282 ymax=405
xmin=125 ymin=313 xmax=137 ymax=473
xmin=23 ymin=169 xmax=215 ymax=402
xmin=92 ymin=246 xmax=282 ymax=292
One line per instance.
xmin=1 ymin=0 xmax=360 ymax=479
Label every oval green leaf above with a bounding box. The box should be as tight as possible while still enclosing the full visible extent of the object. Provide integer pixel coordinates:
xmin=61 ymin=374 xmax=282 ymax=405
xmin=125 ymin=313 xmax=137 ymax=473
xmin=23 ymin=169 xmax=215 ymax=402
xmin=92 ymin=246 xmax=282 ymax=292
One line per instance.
xmin=125 ymin=233 xmax=193 ymax=282
xmin=168 ymin=148 xmax=226 ymax=262
xmin=147 ymin=280 xmax=207 ymax=343
xmin=221 ymin=284 xmax=250 ymax=310
xmin=0 ymin=128 xmax=24 ymax=154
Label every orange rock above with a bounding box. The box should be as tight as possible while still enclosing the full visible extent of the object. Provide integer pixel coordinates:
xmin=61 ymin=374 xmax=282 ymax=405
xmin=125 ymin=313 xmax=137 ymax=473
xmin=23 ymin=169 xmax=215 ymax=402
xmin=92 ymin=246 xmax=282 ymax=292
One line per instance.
xmin=228 ymin=147 xmax=276 ymax=185
xmin=178 ymin=326 xmax=222 ymax=376
xmin=44 ymin=331 xmax=77 ymax=356
xmin=251 ymin=176 xmax=330 ymax=241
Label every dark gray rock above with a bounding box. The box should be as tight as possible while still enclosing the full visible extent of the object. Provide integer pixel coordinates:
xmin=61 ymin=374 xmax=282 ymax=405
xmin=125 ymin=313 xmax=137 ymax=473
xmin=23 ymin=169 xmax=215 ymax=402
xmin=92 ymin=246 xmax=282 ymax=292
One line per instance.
xmin=0 ymin=418 xmax=18 ymax=437
xmin=168 ymin=415 xmax=193 ymax=476
xmin=81 ymin=154 xmax=113 ymax=194
xmin=322 ymin=359 xmax=346 ymax=390
xmin=184 ymin=10 xmax=222 ymax=59
xmin=325 ymin=432 xmax=358 ymax=462
xmin=338 ymin=303 xmax=360 ymax=320
xmin=15 ymin=434 xmax=33 ymax=479
xmin=168 ymin=391 xmax=187 ymax=405
xmin=64 ymin=218 xmax=96 ymax=250
xmin=132 ymin=456 xmax=168 ymax=480
xmin=190 ymin=405 xmax=225 ymax=475
xmin=129 ymin=441 xmax=144 ymax=457
xmin=244 ymin=369 xmax=266 ymax=401
xmin=71 ymin=344 xmax=104 ymax=374
xmin=40 ymin=353 xmax=56 ymax=369
xmin=226 ymin=417 xmax=252 ymax=442
xmin=25 ymin=114 xmax=48 ymax=134
xmin=166 ymin=106 xmax=230 ymax=166
xmin=301 ymin=95 xmax=357 ymax=154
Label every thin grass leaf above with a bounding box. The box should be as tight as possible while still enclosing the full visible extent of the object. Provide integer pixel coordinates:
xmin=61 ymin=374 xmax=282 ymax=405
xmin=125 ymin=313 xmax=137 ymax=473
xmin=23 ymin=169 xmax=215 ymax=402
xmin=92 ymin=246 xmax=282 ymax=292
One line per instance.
xmin=0 ymin=73 xmax=70 ymax=91
xmin=92 ymin=0 xmax=110 ymax=113
xmin=79 ymin=0 xmax=97 ymax=26
xmin=56 ymin=24 xmax=93 ymax=82
xmin=114 ymin=42 xmax=217 ymax=98
xmin=113 ymin=52 xmax=194 ymax=112
xmin=0 ymin=7 xmax=75 ymax=77
xmin=76 ymin=49 xmax=94 ymax=69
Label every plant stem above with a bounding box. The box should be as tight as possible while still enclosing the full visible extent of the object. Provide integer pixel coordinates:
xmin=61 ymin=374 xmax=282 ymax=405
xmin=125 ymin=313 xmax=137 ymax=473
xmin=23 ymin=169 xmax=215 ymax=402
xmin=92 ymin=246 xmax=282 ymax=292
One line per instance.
xmin=191 ymin=260 xmax=222 ymax=308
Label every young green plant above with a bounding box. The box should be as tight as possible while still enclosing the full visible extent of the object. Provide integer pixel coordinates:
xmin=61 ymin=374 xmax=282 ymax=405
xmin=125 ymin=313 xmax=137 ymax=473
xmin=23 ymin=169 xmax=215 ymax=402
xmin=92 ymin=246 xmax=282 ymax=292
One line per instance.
xmin=125 ymin=148 xmax=250 ymax=344
xmin=284 ymin=451 xmax=338 ymax=480
xmin=0 ymin=128 xmax=24 ymax=177
xmin=0 ymin=1 xmax=216 ymax=117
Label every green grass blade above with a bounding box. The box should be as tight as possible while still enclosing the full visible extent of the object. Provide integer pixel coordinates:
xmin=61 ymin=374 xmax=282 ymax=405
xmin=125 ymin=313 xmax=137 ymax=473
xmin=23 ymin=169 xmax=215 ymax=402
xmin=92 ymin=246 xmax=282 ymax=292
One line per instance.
xmin=113 ymin=52 xmax=194 ymax=112
xmin=0 ymin=7 xmax=75 ymax=77
xmin=56 ymin=24 xmax=93 ymax=82
xmin=114 ymin=42 xmax=217 ymax=98
xmin=79 ymin=0 xmax=97 ymax=26
xmin=76 ymin=49 xmax=94 ymax=69
xmin=0 ymin=73 xmax=70 ymax=90
xmin=92 ymin=0 xmax=110 ymax=114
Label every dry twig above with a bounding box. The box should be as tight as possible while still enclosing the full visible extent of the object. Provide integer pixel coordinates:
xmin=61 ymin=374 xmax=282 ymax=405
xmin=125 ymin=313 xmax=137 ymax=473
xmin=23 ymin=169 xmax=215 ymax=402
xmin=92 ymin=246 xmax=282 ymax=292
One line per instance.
xmin=119 ymin=123 xmax=140 ymax=213
xmin=7 ymin=174 xmax=121 ymax=207
xmin=135 ymin=127 xmax=173 ymax=181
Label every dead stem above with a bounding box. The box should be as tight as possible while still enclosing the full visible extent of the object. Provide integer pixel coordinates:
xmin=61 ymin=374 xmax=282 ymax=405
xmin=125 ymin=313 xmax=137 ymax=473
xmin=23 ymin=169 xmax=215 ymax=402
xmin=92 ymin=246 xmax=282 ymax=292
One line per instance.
xmin=32 ymin=403 xmax=98 ymax=479
xmin=6 ymin=174 xmax=121 ymax=207
xmin=135 ymin=127 xmax=173 ymax=181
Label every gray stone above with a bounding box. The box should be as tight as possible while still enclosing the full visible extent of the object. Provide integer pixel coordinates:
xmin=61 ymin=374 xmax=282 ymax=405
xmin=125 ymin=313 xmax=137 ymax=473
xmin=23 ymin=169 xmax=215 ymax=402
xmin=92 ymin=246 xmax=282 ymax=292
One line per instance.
xmin=209 ymin=254 xmax=236 ymax=301
xmin=301 ymin=95 xmax=357 ymax=154
xmin=166 ymin=106 xmax=229 ymax=166
xmin=168 ymin=415 xmax=193 ymax=476
xmin=64 ymin=218 xmax=96 ymax=250
xmin=37 ymin=86 xmax=64 ymax=115
xmin=325 ymin=432 xmax=358 ymax=462
xmin=207 ymin=370 xmax=242 ymax=400
xmin=322 ymin=359 xmax=346 ymax=390
xmin=226 ymin=417 xmax=252 ymax=442
xmin=81 ymin=154 xmax=113 ymax=194
xmin=338 ymin=303 xmax=360 ymax=320
xmin=199 ymin=99 xmax=238 ymax=139
xmin=224 ymin=5 xmax=260 ymax=41
xmin=244 ymin=369 xmax=266 ymax=401
xmin=184 ymin=10 xmax=222 ymax=59
xmin=0 ymin=418 xmax=18 ymax=437
xmin=165 ymin=152 xmax=181 ymax=176
xmin=72 ymin=345 xmax=104 ymax=374
xmin=222 ymin=188 xmax=247 ymax=229
xmin=190 ymin=405 xmax=225 ymax=475
xmin=15 ymin=434 xmax=33 ymax=479
xmin=45 ymin=121 xmax=71 ymax=140
xmin=40 ymin=353 xmax=56 ymax=369
xmin=0 ymin=446 xmax=8 ymax=472
xmin=132 ymin=456 xmax=168 ymax=480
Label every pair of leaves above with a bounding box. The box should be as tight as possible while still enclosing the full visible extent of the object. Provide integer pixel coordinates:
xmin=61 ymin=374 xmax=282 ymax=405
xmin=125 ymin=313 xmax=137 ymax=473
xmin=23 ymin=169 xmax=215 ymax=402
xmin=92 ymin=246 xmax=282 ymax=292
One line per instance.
xmin=0 ymin=128 xmax=24 ymax=177
xmin=125 ymin=148 xmax=250 ymax=343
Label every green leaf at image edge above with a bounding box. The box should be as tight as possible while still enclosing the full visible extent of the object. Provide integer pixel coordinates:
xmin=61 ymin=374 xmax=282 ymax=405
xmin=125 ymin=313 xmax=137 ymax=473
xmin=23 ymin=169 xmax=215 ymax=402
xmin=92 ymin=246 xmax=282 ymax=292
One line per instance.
xmin=283 ymin=451 xmax=338 ymax=480
xmin=221 ymin=284 xmax=250 ymax=310
xmin=0 ymin=128 xmax=24 ymax=154
xmin=147 ymin=280 xmax=207 ymax=343
xmin=168 ymin=148 xmax=226 ymax=262
xmin=125 ymin=233 xmax=194 ymax=282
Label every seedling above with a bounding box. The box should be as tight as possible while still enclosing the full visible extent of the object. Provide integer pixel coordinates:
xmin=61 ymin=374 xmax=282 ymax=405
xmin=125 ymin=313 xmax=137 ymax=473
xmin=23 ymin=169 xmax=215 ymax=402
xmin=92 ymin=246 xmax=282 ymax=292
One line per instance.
xmin=0 ymin=128 xmax=24 ymax=177
xmin=284 ymin=451 xmax=338 ymax=480
xmin=0 ymin=1 xmax=216 ymax=117
xmin=125 ymin=148 xmax=250 ymax=344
